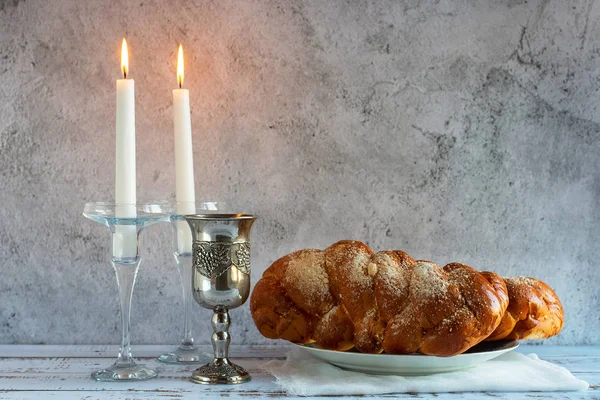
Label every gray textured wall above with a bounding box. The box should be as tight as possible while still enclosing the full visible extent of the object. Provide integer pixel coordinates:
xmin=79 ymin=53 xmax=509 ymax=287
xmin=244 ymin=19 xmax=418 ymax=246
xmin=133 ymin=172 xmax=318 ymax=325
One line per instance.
xmin=0 ymin=0 xmax=598 ymax=346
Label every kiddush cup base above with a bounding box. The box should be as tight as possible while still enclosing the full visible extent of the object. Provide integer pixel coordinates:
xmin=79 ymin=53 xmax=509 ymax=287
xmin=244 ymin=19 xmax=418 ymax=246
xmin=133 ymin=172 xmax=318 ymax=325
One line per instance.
xmin=190 ymin=358 xmax=251 ymax=384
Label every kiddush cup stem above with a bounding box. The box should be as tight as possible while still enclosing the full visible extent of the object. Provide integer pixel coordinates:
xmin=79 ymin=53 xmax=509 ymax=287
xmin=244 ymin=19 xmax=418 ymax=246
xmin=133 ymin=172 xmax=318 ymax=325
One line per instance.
xmin=212 ymin=307 xmax=231 ymax=360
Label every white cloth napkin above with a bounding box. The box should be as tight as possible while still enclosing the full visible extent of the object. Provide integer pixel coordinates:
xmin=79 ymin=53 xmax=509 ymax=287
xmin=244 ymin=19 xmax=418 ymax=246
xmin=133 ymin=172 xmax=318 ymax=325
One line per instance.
xmin=261 ymin=348 xmax=589 ymax=396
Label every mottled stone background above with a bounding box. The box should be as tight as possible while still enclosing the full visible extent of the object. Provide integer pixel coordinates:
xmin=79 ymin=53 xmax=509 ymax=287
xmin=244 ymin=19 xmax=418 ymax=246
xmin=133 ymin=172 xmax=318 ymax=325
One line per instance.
xmin=0 ymin=0 xmax=598 ymax=346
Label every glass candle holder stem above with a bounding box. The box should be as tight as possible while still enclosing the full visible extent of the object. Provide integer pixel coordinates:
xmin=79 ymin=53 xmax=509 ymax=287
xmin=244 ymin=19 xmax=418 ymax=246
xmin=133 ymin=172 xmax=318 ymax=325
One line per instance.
xmin=113 ymin=256 xmax=140 ymax=366
xmin=157 ymin=218 xmax=205 ymax=364
xmin=177 ymin=243 xmax=194 ymax=348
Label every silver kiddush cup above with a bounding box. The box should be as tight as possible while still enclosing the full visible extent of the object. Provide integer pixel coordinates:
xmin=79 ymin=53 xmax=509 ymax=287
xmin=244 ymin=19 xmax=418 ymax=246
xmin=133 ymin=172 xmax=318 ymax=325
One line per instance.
xmin=184 ymin=213 xmax=256 ymax=384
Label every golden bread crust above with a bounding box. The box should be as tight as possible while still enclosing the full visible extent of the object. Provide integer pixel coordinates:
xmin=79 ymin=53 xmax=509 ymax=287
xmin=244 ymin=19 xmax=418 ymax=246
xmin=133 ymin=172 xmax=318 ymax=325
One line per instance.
xmin=250 ymin=242 xmax=563 ymax=354
xmin=250 ymin=241 xmax=538 ymax=356
xmin=486 ymin=277 xmax=564 ymax=341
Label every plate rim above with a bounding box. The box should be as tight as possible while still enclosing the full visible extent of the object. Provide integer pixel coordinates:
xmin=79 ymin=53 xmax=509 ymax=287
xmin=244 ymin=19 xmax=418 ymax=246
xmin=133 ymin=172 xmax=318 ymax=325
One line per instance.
xmin=293 ymin=339 xmax=519 ymax=359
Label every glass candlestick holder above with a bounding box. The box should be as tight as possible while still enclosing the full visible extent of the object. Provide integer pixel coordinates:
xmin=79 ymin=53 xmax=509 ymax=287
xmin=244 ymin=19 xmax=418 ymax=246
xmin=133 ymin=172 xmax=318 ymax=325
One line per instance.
xmin=83 ymin=201 xmax=171 ymax=381
xmin=158 ymin=201 xmax=226 ymax=364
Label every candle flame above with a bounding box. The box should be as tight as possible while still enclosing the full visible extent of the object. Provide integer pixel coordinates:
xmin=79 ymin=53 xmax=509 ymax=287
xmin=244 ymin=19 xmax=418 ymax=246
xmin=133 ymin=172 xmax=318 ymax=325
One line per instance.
xmin=177 ymin=44 xmax=184 ymax=88
xmin=121 ymin=38 xmax=129 ymax=78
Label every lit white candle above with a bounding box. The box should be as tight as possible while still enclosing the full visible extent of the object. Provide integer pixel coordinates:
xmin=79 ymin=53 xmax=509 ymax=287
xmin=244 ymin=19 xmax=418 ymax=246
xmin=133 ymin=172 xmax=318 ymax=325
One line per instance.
xmin=173 ymin=45 xmax=196 ymax=254
xmin=173 ymin=44 xmax=196 ymax=255
xmin=114 ymin=38 xmax=137 ymax=258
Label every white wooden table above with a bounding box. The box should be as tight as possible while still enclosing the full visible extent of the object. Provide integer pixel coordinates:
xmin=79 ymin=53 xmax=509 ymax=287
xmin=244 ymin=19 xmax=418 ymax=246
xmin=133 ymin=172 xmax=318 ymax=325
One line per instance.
xmin=0 ymin=345 xmax=597 ymax=399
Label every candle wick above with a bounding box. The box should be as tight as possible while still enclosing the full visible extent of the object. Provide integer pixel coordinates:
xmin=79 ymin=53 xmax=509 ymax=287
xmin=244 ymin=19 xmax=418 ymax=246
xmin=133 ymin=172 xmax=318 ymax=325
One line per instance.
xmin=123 ymin=71 xmax=127 ymax=79
xmin=179 ymin=82 xmax=182 ymax=89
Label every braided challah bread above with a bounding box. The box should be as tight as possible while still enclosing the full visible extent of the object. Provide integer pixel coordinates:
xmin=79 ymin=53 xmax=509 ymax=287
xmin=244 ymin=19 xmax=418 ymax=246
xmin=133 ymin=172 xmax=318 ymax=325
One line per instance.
xmin=486 ymin=276 xmax=564 ymax=341
xmin=250 ymin=240 xmax=539 ymax=356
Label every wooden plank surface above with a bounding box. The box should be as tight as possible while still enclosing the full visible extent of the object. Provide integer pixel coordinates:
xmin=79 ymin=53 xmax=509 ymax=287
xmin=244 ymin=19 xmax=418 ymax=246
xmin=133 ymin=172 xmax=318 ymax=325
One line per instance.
xmin=0 ymin=345 xmax=596 ymax=399
xmin=0 ymin=345 xmax=287 ymax=359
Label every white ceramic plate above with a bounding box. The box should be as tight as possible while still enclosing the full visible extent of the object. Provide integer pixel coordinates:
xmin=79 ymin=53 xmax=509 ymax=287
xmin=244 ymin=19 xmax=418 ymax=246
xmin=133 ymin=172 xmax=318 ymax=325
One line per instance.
xmin=294 ymin=340 xmax=519 ymax=375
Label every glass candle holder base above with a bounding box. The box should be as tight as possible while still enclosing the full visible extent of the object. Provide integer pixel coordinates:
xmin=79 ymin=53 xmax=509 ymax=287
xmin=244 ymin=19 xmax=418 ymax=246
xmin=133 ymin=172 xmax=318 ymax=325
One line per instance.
xmin=91 ymin=362 xmax=158 ymax=382
xmin=157 ymin=343 xmax=209 ymax=364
